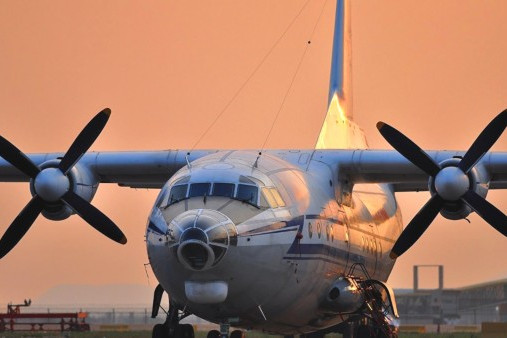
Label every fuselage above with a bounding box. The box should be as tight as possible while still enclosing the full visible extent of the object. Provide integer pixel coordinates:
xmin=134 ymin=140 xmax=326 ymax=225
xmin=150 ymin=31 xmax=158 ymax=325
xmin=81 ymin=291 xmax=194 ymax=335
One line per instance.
xmin=145 ymin=150 xmax=402 ymax=335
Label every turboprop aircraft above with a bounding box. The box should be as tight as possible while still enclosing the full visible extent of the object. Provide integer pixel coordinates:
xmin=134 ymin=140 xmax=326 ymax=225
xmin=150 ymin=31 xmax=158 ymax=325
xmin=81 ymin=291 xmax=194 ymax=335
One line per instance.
xmin=0 ymin=1 xmax=506 ymax=338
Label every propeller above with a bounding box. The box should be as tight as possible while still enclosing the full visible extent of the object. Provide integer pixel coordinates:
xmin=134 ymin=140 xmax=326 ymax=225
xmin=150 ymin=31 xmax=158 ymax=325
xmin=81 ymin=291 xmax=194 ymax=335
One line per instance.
xmin=377 ymin=109 xmax=507 ymax=259
xmin=0 ymin=109 xmax=127 ymax=259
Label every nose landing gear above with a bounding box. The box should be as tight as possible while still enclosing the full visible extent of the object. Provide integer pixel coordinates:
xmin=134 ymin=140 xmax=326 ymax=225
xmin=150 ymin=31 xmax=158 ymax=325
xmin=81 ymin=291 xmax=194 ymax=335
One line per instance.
xmin=151 ymin=302 xmax=194 ymax=338
xmin=206 ymin=326 xmax=244 ymax=338
xmin=151 ymin=284 xmax=194 ymax=338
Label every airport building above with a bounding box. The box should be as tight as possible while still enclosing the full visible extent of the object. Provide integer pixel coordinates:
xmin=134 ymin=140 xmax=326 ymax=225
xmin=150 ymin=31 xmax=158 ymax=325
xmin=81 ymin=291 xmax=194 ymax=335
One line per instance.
xmin=395 ymin=265 xmax=507 ymax=325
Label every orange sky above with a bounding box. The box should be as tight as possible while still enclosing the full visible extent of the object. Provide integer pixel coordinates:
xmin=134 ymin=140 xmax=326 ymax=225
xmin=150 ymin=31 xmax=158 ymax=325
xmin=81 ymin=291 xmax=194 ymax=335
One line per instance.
xmin=0 ymin=1 xmax=506 ymax=304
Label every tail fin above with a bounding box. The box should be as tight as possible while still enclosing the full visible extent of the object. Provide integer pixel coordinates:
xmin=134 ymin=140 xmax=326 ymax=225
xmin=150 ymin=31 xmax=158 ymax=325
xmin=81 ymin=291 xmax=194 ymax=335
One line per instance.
xmin=315 ymin=0 xmax=367 ymax=149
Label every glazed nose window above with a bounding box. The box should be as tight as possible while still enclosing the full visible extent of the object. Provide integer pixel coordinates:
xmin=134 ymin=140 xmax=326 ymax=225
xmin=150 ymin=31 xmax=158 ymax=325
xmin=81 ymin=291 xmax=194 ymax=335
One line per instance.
xmin=212 ymin=183 xmax=235 ymax=197
xmin=189 ymin=183 xmax=211 ymax=197
xmin=168 ymin=184 xmax=187 ymax=203
xmin=167 ymin=209 xmax=237 ymax=271
xmin=237 ymin=184 xmax=258 ymax=204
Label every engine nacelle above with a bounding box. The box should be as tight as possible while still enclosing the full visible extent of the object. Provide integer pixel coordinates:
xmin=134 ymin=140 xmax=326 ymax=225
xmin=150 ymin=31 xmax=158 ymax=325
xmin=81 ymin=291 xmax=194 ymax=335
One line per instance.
xmin=321 ymin=277 xmax=365 ymax=314
xmin=29 ymin=160 xmax=99 ymax=221
xmin=428 ymin=158 xmax=489 ymax=220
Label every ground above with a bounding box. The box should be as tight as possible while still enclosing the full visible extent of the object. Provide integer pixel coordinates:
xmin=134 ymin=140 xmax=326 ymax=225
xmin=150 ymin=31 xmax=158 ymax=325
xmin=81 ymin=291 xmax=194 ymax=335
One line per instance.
xmin=0 ymin=332 xmax=482 ymax=338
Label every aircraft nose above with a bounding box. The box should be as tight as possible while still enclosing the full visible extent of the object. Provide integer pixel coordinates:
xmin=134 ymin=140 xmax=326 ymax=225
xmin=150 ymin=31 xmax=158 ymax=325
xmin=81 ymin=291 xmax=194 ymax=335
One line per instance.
xmin=169 ymin=209 xmax=237 ymax=271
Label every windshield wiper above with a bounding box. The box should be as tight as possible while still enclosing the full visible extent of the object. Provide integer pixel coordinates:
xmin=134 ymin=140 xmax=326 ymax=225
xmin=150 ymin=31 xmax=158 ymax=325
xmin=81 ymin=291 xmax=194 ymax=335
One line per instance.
xmin=164 ymin=196 xmax=190 ymax=209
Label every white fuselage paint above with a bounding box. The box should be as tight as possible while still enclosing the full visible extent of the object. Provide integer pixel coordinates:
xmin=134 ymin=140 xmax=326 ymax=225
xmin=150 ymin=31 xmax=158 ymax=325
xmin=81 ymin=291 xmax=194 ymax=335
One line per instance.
xmin=145 ymin=150 xmax=402 ymax=335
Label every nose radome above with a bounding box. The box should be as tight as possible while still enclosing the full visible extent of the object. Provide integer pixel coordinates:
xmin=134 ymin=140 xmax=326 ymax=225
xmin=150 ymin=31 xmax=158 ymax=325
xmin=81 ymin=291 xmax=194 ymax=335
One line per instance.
xmin=170 ymin=209 xmax=237 ymax=271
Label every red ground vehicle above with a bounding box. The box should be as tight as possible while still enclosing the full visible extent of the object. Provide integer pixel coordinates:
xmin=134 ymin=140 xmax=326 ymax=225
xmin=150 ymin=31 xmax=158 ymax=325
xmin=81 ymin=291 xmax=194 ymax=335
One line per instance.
xmin=0 ymin=299 xmax=90 ymax=332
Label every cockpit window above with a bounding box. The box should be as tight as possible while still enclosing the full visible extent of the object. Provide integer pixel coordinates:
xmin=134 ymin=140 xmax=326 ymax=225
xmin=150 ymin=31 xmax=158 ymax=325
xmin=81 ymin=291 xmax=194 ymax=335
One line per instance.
xmin=269 ymin=188 xmax=285 ymax=207
xmin=261 ymin=188 xmax=277 ymax=208
xmin=212 ymin=183 xmax=235 ymax=197
xmin=261 ymin=187 xmax=286 ymax=208
xmin=189 ymin=183 xmax=211 ymax=198
xmin=166 ymin=181 xmax=263 ymax=208
xmin=155 ymin=189 xmax=169 ymax=208
xmin=237 ymin=184 xmax=258 ymax=204
xmin=169 ymin=185 xmax=188 ymax=203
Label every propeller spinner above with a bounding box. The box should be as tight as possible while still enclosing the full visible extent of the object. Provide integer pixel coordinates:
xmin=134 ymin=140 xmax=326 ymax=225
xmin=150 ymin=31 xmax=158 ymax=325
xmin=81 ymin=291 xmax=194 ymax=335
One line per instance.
xmin=377 ymin=109 xmax=507 ymax=259
xmin=0 ymin=109 xmax=127 ymax=259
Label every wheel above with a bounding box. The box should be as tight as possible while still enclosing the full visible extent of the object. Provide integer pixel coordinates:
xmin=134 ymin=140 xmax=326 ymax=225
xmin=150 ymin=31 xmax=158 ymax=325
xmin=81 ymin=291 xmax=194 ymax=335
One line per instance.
xmin=153 ymin=323 xmax=169 ymax=338
xmin=178 ymin=324 xmax=195 ymax=338
xmin=207 ymin=330 xmax=221 ymax=338
xmin=230 ymin=330 xmax=245 ymax=338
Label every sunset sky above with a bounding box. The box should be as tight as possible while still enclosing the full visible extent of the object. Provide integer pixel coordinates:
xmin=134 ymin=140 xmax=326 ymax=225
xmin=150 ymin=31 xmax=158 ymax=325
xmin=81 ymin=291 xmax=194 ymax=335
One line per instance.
xmin=0 ymin=1 xmax=506 ymax=305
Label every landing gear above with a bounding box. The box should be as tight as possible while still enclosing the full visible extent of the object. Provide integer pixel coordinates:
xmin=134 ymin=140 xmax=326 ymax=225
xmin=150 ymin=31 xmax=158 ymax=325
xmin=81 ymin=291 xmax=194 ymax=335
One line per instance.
xmin=151 ymin=300 xmax=193 ymax=338
xmin=219 ymin=323 xmax=230 ymax=338
xmin=152 ymin=324 xmax=167 ymax=338
xmin=179 ymin=324 xmax=195 ymax=338
xmin=334 ymin=264 xmax=399 ymax=338
xmin=230 ymin=330 xmax=245 ymax=338
xmin=152 ymin=323 xmax=194 ymax=338
xmin=207 ymin=330 xmax=221 ymax=338
xmin=341 ymin=321 xmax=397 ymax=338
xmin=206 ymin=326 xmax=245 ymax=338
xmin=150 ymin=284 xmax=194 ymax=338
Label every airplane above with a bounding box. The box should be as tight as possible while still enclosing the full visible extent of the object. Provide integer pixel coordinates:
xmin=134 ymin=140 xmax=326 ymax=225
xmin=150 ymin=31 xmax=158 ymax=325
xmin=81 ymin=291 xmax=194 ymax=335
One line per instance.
xmin=0 ymin=1 xmax=506 ymax=338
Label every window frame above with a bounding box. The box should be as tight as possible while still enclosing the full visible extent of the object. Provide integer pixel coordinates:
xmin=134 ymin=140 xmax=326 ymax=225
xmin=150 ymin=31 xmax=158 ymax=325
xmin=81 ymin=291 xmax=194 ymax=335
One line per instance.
xmin=188 ymin=183 xmax=212 ymax=198
xmin=168 ymin=184 xmax=189 ymax=204
xmin=236 ymin=184 xmax=259 ymax=205
xmin=211 ymin=182 xmax=236 ymax=198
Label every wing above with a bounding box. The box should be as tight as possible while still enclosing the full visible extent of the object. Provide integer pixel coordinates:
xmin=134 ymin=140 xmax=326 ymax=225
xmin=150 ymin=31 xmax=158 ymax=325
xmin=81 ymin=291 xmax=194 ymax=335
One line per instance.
xmin=0 ymin=150 xmax=218 ymax=188
xmin=0 ymin=148 xmax=504 ymax=259
xmin=328 ymin=149 xmax=507 ymax=191
xmin=0 ymin=148 xmax=504 ymax=190
xmin=1 ymin=110 xmax=502 ymax=260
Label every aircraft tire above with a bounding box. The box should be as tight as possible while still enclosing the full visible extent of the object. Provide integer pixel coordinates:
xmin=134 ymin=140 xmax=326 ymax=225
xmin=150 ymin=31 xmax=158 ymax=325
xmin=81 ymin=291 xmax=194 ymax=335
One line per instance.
xmin=230 ymin=330 xmax=245 ymax=338
xmin=152 ymin=324 xmax=169 ymax=338
xmin=206 ymin=330 xmax=221 ymax=338
xmin=178 ymin=324 xmax=195 ymax=338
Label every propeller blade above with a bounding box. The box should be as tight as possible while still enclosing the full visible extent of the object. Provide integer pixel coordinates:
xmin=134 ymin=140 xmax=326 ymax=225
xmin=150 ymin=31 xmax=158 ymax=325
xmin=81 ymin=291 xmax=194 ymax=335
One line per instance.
xmin=61 ymin=191 xmax=127 ymax=244
xmin=0 ymin=195 xmax=44 ymax=259
xmin=458 ymin=110 xmax=507 ymax=174
xmin=390 ymin=195 xmax=444 ymax=259
xmin=58 ymin=108 xmax=111 ymax=175
xmin=462 ymin=190 xmax=507 ymax=237
xmin=377 ymin=122 xmax=441 ymax=177
xmin=0 ymin=135 xmax=40 ymax=179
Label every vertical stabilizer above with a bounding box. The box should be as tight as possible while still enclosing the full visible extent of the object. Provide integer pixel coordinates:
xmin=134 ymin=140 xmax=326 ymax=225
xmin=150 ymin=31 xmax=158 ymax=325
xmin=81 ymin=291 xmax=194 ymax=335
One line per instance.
xmin=315 ymin=0 xmax=367 ymax=149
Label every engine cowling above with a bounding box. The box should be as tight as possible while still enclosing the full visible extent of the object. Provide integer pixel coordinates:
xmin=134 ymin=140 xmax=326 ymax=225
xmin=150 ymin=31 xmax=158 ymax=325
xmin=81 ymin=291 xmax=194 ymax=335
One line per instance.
xmin=29 ymin=160 xmax=99 ymax=221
